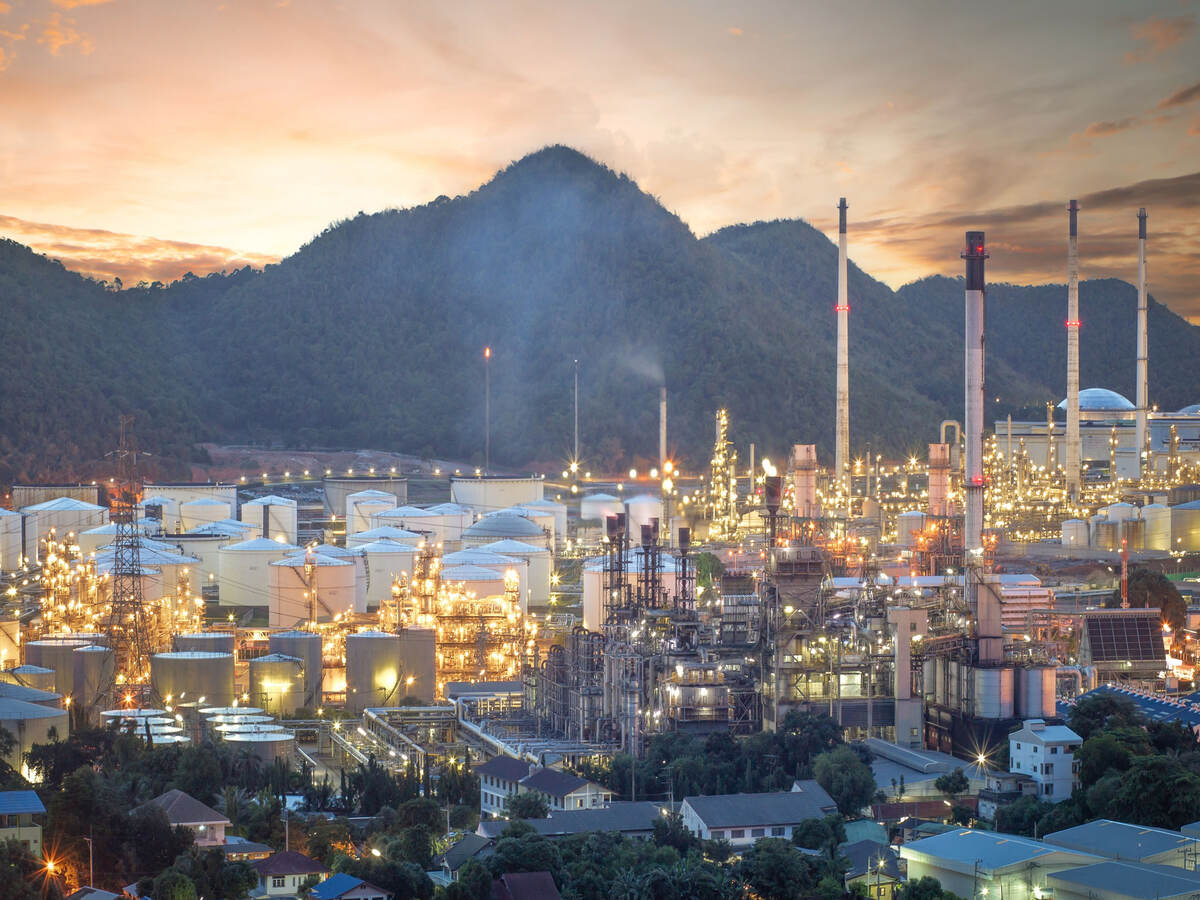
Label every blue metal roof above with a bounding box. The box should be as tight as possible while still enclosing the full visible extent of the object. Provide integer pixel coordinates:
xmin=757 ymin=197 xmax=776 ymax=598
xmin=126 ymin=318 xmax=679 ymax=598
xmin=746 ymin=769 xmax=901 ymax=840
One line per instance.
xmin=310 ymin=874 xmax=366 ymax=900
xmin=1068 ymin=686 xmax=1200 ymax=729
xmin=0 ymin=790 xmax=46 ymax=815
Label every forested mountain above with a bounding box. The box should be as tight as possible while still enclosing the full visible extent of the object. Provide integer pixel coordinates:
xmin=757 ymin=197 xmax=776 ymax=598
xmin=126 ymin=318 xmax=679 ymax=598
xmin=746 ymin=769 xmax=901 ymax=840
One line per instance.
xmin=1 ymin=145 xmax=1197 ymax=483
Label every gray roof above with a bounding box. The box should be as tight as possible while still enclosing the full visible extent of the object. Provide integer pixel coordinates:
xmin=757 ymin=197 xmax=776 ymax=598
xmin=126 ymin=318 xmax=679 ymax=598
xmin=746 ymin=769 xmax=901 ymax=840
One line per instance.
xmin=0 ymin=697 xmax=69 ymax=721
xmin=139 ymin=789 xmax=229 ymax=826
xmin=1043 ymin=820 xmax=1200 ymax=861
xmin=1009 ymin=720 xmax=1082 ymax=744
xmin=520 ymin=767 xmax=594 ymax=798
xmin=475 ymin=755 xmax=531 ymax=783
xmin=682 ymin=787 xmax=837 ymax=829
xmin=902 ymin=828 xmax=1096 ymax=872
xmin=841 ymin=840 xmax=901 ymax=881
xmin=0 ymin=682 xmax=61 ymax=704
xmin=477 ymin=801 xmax=665 ymax=838
xmin=0 ymin=790 xmax=46 ymax=815
xmin=434 ymin=833 xmax=494 ymax=870
xmin=1047 ymin=861 xmax=1200 ymax=900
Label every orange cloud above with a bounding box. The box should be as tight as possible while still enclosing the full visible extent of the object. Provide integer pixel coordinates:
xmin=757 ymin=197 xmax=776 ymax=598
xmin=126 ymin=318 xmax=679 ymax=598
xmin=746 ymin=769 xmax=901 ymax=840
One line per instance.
xmin=1083 ymin=118 xmax=1138 ymax=138
xmin=0 ymin=215 xmax=279 ymax=285
xmin=727 ymin=26 xmax=743 ymax=36
xmin=1159 ymin=79 xmax=1200 ymax=110
xmin=1125 ymin=14 xmax=1195 ymax=63
xmin=36 ymin=12 xmax=93 ymax=55
xmin=51 ymin=0 xmax=115 ymax=7
xmin=0 ymin=2 xmax=11 ymax=13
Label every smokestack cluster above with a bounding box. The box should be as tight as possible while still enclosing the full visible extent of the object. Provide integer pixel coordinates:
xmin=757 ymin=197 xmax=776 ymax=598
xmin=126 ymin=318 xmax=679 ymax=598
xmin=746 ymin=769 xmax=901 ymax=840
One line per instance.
xmin=1066 ymin=200 xmax=1081 ymax=498
xmin=963 ymin=231 xmax=988 ymax=556
xmin=835 ymin=198 xmax=849 ymax=491
xmin=1136 ymin=208 xmax=1149 ymax=474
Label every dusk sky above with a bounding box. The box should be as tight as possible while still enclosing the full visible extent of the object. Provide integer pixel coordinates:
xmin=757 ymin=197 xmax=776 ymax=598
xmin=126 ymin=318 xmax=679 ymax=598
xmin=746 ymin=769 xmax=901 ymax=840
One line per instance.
xmin=2 ymin=0 xmax=1198 ymax=315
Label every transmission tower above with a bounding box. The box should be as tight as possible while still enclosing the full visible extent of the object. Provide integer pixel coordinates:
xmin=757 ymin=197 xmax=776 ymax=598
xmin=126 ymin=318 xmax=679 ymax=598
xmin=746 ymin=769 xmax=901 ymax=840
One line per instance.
xmin=106 ymin=415 xmax=155 ymax=684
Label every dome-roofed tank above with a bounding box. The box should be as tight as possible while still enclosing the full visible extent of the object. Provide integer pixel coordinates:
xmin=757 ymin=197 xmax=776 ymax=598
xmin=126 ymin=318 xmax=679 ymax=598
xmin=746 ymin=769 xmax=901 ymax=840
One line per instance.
xmin=462 ymin=514 xmax=548 ymax=549
xmin=248 ymin=653 xmax=305 ymax=716
xmin=1 ymin=665 xmax=56 ymax=692
xmin=579 ymin=492 xmax=621 ymax=522
xmin=240 ymin=495 xmax=299 ymax=544
xmin=268 ymin=631 xmax=323 ymax=709
xmin=345 ymin=490 xmax=397 ymax=536
xmin=174 ymin=632 xmax=236 ymax=654
xmin=269 ymin=552 xmax=357 ymax=626
xmin=218 ymin=537 xmax=300 ymax=608
xmin=346 ymin=526 xmax=424 ymax=549
xmin=179 ymin=498 xmax=233 ymax=531
xmin=24 ymin=637 xmax=94 ymax=698
xmin=1057 ymin=388 xmax=1135 ymax=411
xmin=481 ymin=539 xmax=553 ymax=606
xmin=355 ymin=539 xmax=419 ymax=610
xmin=150 ymin=651 xmax=235 ymax=708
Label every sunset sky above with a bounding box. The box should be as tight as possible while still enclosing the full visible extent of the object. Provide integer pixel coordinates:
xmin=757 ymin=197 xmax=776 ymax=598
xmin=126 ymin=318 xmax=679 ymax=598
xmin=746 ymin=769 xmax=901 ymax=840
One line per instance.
xmin=2 ymin=0 xmax=1198 ymax=314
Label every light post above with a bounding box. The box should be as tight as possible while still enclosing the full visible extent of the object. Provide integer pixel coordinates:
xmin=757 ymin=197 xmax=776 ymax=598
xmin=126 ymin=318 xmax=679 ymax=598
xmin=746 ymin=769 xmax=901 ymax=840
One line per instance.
xmin=82 ymin=835 xmax=93 ymax=887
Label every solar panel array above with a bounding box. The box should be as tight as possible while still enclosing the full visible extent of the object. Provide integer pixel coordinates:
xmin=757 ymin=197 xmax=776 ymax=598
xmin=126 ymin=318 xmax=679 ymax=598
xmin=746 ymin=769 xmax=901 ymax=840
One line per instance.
xmin=1083 ymin=611 xmax=1164 ymax=662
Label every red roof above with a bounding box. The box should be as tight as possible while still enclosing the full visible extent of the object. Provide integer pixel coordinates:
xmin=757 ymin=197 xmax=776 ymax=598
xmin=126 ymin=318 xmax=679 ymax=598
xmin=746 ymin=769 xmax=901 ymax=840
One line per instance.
xmin=253 ymin=851 xmax=331 ymax=877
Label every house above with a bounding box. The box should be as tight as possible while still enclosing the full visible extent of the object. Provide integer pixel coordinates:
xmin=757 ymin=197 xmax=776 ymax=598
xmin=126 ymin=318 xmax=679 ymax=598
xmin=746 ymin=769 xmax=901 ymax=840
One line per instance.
xmin=1046 ymin=860 xmax=1200 ymax=900
xmin=309 ymin=873 xmax=392 ymax=900
xmin=1042 ymin=820 xmax=1200 ymax=867
xmin=976 ymin=770 xmax=1039 ymax=821
xmin=222 ymin=835 xmax=275 ymax=861
xmin=475 ymin=755 xmax=612 ymax=818
xmin=841 ymin=840 xmax=902 ymax=900
xmin=137 ymin=789 xmax=230 ymax=846
xmin=490 ymin=871 xmax=561 ymax=900
xmin=1008 ymin=718 xmax=1081 ymax=802
xmin=65 ymin=890 xmax=120 ymax=900
xmin=476 ymin=801 xmax=666 ymax=840
xmin=680 ymin=785 xmax=838 ymax=847
xmin=0 ymin=790 xmax=45 ymax=855
xmin=433 ymin=833 xmax=495 ymax=882
xmin=253 ymin=850 xmax=331 ymax=897
xmin=899 ymin=828 xmax=1101 ymax=899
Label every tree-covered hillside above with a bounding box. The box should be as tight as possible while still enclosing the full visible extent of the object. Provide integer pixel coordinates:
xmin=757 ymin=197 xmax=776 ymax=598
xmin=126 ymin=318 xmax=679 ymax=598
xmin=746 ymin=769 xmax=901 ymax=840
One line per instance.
xmin=1 ymin=145 xmax=1196 ymax=482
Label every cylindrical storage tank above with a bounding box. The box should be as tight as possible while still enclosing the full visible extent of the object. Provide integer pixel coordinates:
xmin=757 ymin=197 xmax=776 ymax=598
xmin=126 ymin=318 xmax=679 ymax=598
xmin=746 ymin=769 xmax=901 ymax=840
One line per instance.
xmin=1119 ymin=518 xmax=1144 ymax=552
xmin=240 ymin=496 xmax=299 ymax=545
xmin=269 ymin=552 xmax=357 ymax=626
xmin=450 ymin=476 xmax=543 ymax=514
xmin=1021 ymin=666 xmax=1056 ymax=719
xmin=443 ymin=550 xmax=527 ymax=612
xmin=174 ymin=632 xmax=236 ymax=654
xmin=1061 ymin=519 xmax=1089 ymax=549
xmin=500 ymin=506 xmax=553 ymax=546
xmin=480 ymin=539 xmax=552 ymax=607
xmin=1173 ymin=502 xmax=1200 ymax=551
xmin=0 ymin=509 xmax=23 ymax=571
xmin=440 ymin=564 xmax=508 ymax=598
xmin=345 ymin=491 xmax=397 ymax=536
xmin=356 ymin=539 xmax=419 ymax=610
xmin=974 ymin=667 xmax=1014 ymax=719
xmin=346 ymin=526 xmax=423 ymax=549
xmin=306 ymin=545 xmax=367 ymax=613
xmin=1142 ymin=504 xmax=1171 ymax=551
xmin=180 ymin=498 xmax=233 ymax=531
xmin=897 ymin=510 xmax=927 ymax=548
xmin=248 ymin=653 xmax=304 ymax=716
xmin=146 ymin=733 xmax=190 ymax=746
xmin=19 ymin=497 xmax=109 ymax=562
xmin=214 ymin=722 xmax=286 ymax=733
xmin=398 ymin=627 xmax=436 ymax=702
xmin=947 ymin=660 xmax=960 ymax=710
xmin=2 ymin=665 xmax=57 ymax=692
xmin=0 ymin=700 xmax=69 ymax=775
xmin=23 ymin=638 xmax=92 ymax=698
xmin=139 ymin=496 xmax=181 ymax=531
xmin=72 ymin=645 xmax=115 ymax=720
xmin=322 ymin=476 xmax=407 ymax=517
xmin=345 ymin=631 xmax=402 ymax=713
xmin=218 ymin=537 xmax=300 ymax=608
xmin=518 ymin=499 xmax=567 ymax=550
xmin=1106 ymin=502 xmax=1136 ymax=524
xmin=427 ymin=503 xmax=475 ymax=542
xmin=461 ymin=515 xmax=548 ymax=550
xmin=223 ymin=730 xmax=294 ymax=763
xmin=624 ymin=494 xmax=664 ymax=532
xmin=579 ymin=493 xmax=622 ymax=523
xmin=100 ymin=708 xmax=167 ymax=724
xmin=150 ymin=651 xmax=234 ymax=708
xmin=200 ymin=705 xmax=264 ymax=717
xmin=268 ymin=631 xmax=322 ymax=709
xmin=1094 ymin=520 xmax=1118 ymax=552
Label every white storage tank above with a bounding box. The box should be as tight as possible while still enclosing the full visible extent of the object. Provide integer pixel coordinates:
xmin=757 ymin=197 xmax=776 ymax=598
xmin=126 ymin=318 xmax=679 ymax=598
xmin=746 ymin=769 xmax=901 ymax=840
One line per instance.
xmin=625 ymin=494 xmax=664 ymax=532
xmin=1142 ymin=504 xmax=1171 ymax=551
xmin=1061 ymin=519 xmax=1089 ymax=549
xmin=24 ymin=637 xmax=93 ymax=698
xmin=269 ymin=630 xmax=323 ymax=708
xmin=346 ymin=526 xmax=424 ymax=549
xmin=579 ymin=492 xmax=622 ymax=523
xmin=440 ymin=564 xmax=509 ymax=599
xmin=580 ymin=551 xmax=682 ymax=631
xmin=371 ymin=507 xmax=441 ymax=541
xmin=150 ymin=651 xmax=235 ymax=708
xmin=20 ymin=497 xmax=109 ymax=563
xmin=306 ymin=544 xmax=368 ymax=613
xmin=356 ymin=539 xmax=419 ymax=610
xmin=345 ymin=631 xmax=403 ymax=713
xmin=222 ymin=730 xmax=294 ymax=763
xmin=2 ymin=665 xmax=56 ymax=693
xmin=168 ymin=534 xmax=230 ymax=586
xmin=180 ymin=498 xmax=233 ymax=531
xmin=897 ymin=510 xmax=927 ymax=548
xmin=518 ymin=499 xmax=567 ymax=550
xmin=0 ymin=509 xmax=24 ymax=571
xmin=481 ymin=539 xmax=552 ymax=607
xmin=269 ymin=552 xmax=357 ymax=626
xmin=72 ymin=645 xmax=115 ymax=720
xmin=174 ymin=633 xmax=236 ymax=654
xmin=187 ymin=519 xmax=257 ymax=540
xmin=1106 ymin=502 xmax=1136 ymax=524
xmin=427 ymin=503 xmax=475 ymax=542
xmin=1172 ymin=501 xmax=1200 ymax=552
xmin=399 ymin=627 xmax=436 ymax=702
xmin=322 ymin=476 xmax=407 ymax=517
xmin=218 ymin=537 xmax=300 ymax=608
xmin=500 ymin=506 xmax=554 ymax=546
xmin=443 ymin=550 xmax=527 ymax=612
xmin=973 ymin=666 xmax=1014 ymax=719
xmin=1119 ymin=518 xmax=1144 ymax=552
xmin=1094 ymin=520 xmax=1119 ymax=552
xmin=462 ymin=515 xmax=548 ymax=550
xmin=240 ymin=496 xmax=299 ymax=545
xmin=345 ymin=490 xmax=398 ymax=536
xmin=450 ymin=475 xmax=543 ymax=514
xmin=139 ymin=496 xmax=181 ymax=531
xmin=248 ymin=653 xmax=305 ymax=716
xmin=0 ymin=699 xmax=69 ymax=778
xmin=1016 ymin=666 xmax=1056 ymax=719
xmin=143 ymin=482 xmax=237 ymax=511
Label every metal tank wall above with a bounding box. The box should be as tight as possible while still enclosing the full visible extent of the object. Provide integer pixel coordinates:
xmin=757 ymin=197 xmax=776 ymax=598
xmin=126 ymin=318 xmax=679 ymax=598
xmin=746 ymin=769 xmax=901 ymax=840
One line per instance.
xmin=150 ymin=651 xmax=235 ymax=708
xmin=322 ymin=476 xmax=407 ymax=517
xmin=269 ymin=631 xmax=323 ymax=708
xmin=241 ymin=497 xmax=299 ymax=544
xmin=174 ymin=632 xmax=236 ymax=654
xmin=345 ymin=631 xmax=402 ymax=713
xmin=1061 ymin=519 xmax=1089 ymax=548
xmin=72 ymin=645 xmax=115 ymax=724
xmin=346 ymin=493 xmax=397 ymax=536
xmin=399 ymin=627 xmax=436 ymax=702
xmin=450 ymin=476 xmax=543 ymax=514
xmin=356 ymin=540 xmax=418 ymax=610
xmin=248 ymin=653 xmax=305 ymax=716
xmin=223 ymin=731 xmax=294 ymax=763
xmin=24 ymin=638 xmax=92 ymax=698
xmin=1142 ymin=504 xmax=1171 ymax=551
xmin=579 ymin=493 xmax=622 ymax=522
xmin=179 ymin=499 xmax=232 ymax=531
xmin=218 ymin=538 xmax=300 ymax=608
xmin=2 ymin=665 xmax=56 ymax=692
xmin=0 ymin=511 xmax=24 ymax=571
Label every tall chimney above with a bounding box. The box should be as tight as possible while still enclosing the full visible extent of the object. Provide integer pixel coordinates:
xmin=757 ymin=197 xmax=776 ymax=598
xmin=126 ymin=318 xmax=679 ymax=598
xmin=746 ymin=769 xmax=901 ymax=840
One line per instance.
xmin=963 ymin=231 xmax=988 ymax=557
xmin=659 ymin=386 xmax=667 ymax=471
xmin=1066 ymin=200 xmax=1082 ymax=498
xmin=835 ymin=198 xmax=850 ymax=492
xmin=1136 ymin=208 xmax=1149 ymax=475
xmin=791 ymin=444 xmax=819 ymax=519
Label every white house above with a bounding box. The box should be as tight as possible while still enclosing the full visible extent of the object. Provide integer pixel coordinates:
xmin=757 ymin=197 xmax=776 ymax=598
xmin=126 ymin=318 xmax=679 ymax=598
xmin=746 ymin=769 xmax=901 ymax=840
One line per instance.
xmin=1009 ymin=718 xmax=1081 ymax=802
xmin=680 ymin=784 xmax=838 ymax=848
xmin=475 ymin=755 xmax=612 ymax=818
xmin=253 ymin=851 xmax=330 ymax=897
xmin=0 ymin=790 xmax=45 ymax=855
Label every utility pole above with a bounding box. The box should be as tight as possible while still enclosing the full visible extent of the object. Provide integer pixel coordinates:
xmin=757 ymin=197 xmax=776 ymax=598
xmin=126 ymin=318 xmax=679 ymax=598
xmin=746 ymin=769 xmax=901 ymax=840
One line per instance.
xmin=83 ymin=835 xmax=93 ymax=887
xmin=573 ymin=359 xmax=579 ymax=464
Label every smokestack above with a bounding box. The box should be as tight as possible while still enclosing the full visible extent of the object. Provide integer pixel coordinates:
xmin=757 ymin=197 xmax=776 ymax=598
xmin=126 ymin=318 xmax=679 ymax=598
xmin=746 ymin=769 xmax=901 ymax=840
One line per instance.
xmin=659 ymin=386 xmax=667 ymax=471
xmin=1066 ymin=200 xmax=1081 ymax=498
xmin=962 ymin=231 xmax=988 ymax=556
xmin=835 ymin=198 xmax=850 ymax=492
xmin=1136 ymin=208 xmax=1149 ymax=475
xmin=791 ymin=444 xmax=819 ymax=519
xmin=928 ymin=442 xmax=950 ymax=518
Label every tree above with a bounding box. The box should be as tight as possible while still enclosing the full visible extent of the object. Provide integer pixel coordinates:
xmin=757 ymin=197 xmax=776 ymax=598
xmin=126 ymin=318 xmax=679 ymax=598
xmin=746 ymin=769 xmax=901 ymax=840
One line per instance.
xmin=735 ymin=838 xmax=822 ymax=900
xmin=1103 ymin=755 xmax=1200 ymax=829
xmin=1106 ymin=567 xmax=1187 ymax=630
xmin=792 ymin=815 xmax=846 ymax=855
xmin=813 ymin=745 xmax=877 ymax=817
xmin=994 ymin=795 xmax=1052 ymax=836
xmin=1076 ymin=733 xmax=1135 ymax=786
xmin=0 ymin=839 xmax=63 ymax=900
xmin=652 ymin=811 xmax=698 ymax=854
xmin=153 ymin=869 xmax=198 ymax=900
xmin=487 ymin=831 xmax=562 ymax=882
xmin=934 ymin=768 xmax=969 ymax=800
xmin=896 ymin=875 xmax=967 ymax=900
xmin=1067 ymin=693 xmax=1145 ymax=740
xmin=502 ymin=791 xmax=550 ymax=819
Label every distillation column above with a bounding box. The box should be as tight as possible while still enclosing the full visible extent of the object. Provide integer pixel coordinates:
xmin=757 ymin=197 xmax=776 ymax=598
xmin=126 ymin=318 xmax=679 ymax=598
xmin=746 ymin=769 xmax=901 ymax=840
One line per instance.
xmin=1066 ymin=200 xmax=1081 ymax=498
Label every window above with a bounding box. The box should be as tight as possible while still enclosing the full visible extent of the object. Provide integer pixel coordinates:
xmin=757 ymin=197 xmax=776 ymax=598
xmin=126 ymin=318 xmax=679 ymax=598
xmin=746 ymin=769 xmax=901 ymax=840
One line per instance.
xmin=751 ymin=828 xmax=765 ymax=838
xmin=1043 ymin=763 xmax=1054 ymax=775
xmin=711 ymin=830 xmax=724 ymax=839
xmin=731 ymin=829 xmax=745 ymax=839
xmin=1050 ymin=747 xmax=1058 ymax=754
xmin=1016 ymin=743 xmax=1021 ymax=750
xmin=771 ymin=827 xmax=785 ymax=837
xmin=272 ymin=877 xmax=286 ymax=889
xmin=1043 ymin=784 xmax=1052 ymax=795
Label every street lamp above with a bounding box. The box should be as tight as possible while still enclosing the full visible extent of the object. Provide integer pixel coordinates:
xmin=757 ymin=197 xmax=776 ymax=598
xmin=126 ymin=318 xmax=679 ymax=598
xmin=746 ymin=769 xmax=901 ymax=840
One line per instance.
xmin=82 ymin=836 xmax=94 ymax=887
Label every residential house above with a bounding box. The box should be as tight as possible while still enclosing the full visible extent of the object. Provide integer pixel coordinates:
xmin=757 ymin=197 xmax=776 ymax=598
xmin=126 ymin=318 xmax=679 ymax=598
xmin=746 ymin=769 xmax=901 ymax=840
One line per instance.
xmin=309 ymin=873 xmax=392 ymax=900
xmin=475 ymin=755 xmax=612 ymax=818
xmin=64 ymin=890 xmax=119 ymax=900
xmin=1008 ymin=718 xmax=1081 ymax=802
xmin=680 ymin=785 xmax=838 ymax=847
xmin=0 ymin=790 xmax=45 ymax=855
xmin=137 ymin=789 xmax=230 ymax=846
xmin=976 ymin=770 xmax=1038 ymax=822
xmin=433 ymin=833 xmax=495 ymax=883
xmin=490 ymin=871 xmax=561 ymax=900
xmin=222 ymin=835 xmax=274 ymax=862
xmin=253 ymin=850 xmax=331 ymax=897
xmin=475 ymin=801 xmax=665 ymax=841
xmin=841 ymin=840 xmax=902 ymax=900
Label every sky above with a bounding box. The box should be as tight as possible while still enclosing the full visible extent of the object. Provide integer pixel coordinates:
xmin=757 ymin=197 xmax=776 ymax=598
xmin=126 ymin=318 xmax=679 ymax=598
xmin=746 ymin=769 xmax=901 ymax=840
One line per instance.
xmin=1 ymin=0 xmax=1199 ymax=315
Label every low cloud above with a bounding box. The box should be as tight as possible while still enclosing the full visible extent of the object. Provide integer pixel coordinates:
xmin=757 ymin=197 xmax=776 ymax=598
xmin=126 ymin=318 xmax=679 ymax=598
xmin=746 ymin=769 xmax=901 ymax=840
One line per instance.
xmin=1125 ymin=15 xmax=1195 ymax=63
xmin=1158 ymin=79 xmax=1200 ymax=110
xmin=0 ymin=215 xmax=280 ymax=285
xmin=36 ymin=12 xmax=93 ymax=55
xmin=50 ymin=0 xmax=116 ymax=8
xmin=1083 ymin=118 xmax=1137 ymax=137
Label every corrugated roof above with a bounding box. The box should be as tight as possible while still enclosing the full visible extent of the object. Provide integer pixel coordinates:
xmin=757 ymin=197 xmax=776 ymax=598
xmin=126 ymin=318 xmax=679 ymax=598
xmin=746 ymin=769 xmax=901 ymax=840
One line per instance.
xmin=1043 ymin=820 xmax=1198 ymax=861
xmin=1047 ymin=860 xmax=1200 ymax=900
xmin=271 ymin=552 xmax=351 ymax=567
xmin=477 ymin=801 xmax=664 ymax=839
xmin=0 ymin=697 xmax=69 ymax=720
xmin=901 ymin=828 xmax=1089 ymax=871
xmin=682 ymin=788 xmax=836 ymax=829
xmin=243 ymin=495 xmax=297 ymax=507
xmin=0 ymin=790 xmax=46 ymax=815
xmin=310 ymin=874 xmax=370 ymax=900
xmin=354 ymin=539 xmax=417 ymax=554
xmin=435 ymin=833 xmax=493 ymax=871
xmin=841 ymin=840 xmax=901 ymax=881
xmin=441 ymin=564 xmax=509 ymax=582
